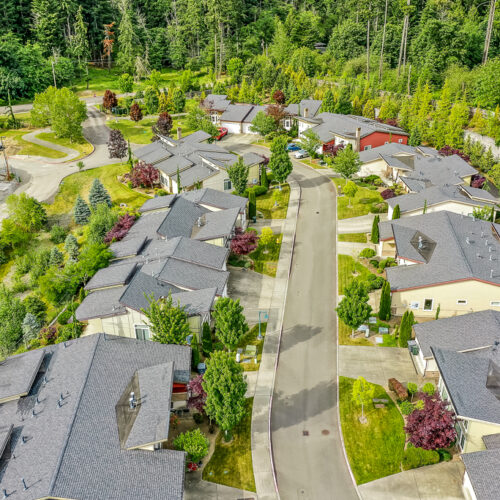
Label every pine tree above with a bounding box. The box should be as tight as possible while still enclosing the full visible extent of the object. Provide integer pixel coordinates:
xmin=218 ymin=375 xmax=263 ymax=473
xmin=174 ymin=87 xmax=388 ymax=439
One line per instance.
xmin=335 ymin=87 xmax=352 ymax=114
xmin=469 ymin=107 xmax=487 ymax=131
xmin=409 ymin=125 xmax=422 ymax=146
xmin=49 ymin=247 xmax=64 ymax=267
xmin=445 ymin=97 xmax=469 ymax=149
xmin=363 ymin=99 xmax=375 ymax=119
xmin=73 ymin=195 xmax=91 ymax=225
xmin=379 ymin=281 xmax=391 ymax=320
xmin=64 ymin=234 xmax=79 ymax=261
xmin=398 ymin=97 xmax=412 ymax=132
xmin=116 ymin=0 xmax=141 ymax=74
xmin=107 ymin=129 xmax=127 ymax=160
xmin=89 ymin=178 xmax=112 ymax=209
xmin=371 ymin=215 xmax=380 ymax=244
xmin=201 ymin=321 xmax=213 ymax=355
xmin=22 ymin=312 xmax=41 ymax=347
xmin=431 ymin=80 xmax=452 ymax=149
xmin=248 ymin=189 xmax=256 ymax=219
xmin=392 ymin=204 xmax=401 ymax=219
xmin=321 ymin=89 xmax=336 ymax=113
xmin=352 ymin=95 xmax=363 ymax=116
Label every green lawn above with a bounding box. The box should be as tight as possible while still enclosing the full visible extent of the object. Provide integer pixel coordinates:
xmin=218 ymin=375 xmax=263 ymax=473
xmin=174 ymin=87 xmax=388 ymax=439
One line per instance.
xmin=338 ymin=233 xmax=367 ymax=243
xmin=46 ymin=163 xmax=150 ymax=217
xmin=37 ymin=132 xmax=93 ymax=160
xmin=3 ymin=129 xmax=66 ymax=159
xmin=338 ymin=254 xmax=374 ymax=295
xmin=256 ymin=184 xmax=290 ymax=219
xmin=333 ymin=178 xmax=386 ymax=219
xmin=338 ymin=319 xmax=372 ymax=346
xmin=249 ymin=234 xmax=282 ymax=277
xmin=203 ymin=398 xmax=256 ymax=492
xmin=236 ymin=323 xmax=267 ymax=371
xmin=339 ymin=376 xmax=405 ymax=484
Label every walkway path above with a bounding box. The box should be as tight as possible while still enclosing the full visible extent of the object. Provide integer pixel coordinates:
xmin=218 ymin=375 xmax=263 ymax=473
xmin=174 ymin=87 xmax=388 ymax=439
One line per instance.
xmin=338 ymin=213 xmax=388 ymax=233
xmin=19 ymin=128 xmax=80 ymax=162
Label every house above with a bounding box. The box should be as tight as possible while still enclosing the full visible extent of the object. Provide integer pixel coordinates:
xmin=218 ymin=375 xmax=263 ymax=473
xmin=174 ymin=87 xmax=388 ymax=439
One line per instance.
xmin=75 ymin=191 xmax=243 ymax=340
xmin=201 ymin=94 xmax=232 ymax=125
xmin=461 ymin=437 xmax=500 ymax=500
xmin=386 ymin=184 xmax=498 ymax=219
xmin=0 ymin=334 xmax=191 ymax=499
xmin=297 ymin=112 xmax=409 ymax=152
xmin=432 ymin=345 xmax=500 ymax=454
xmin=218 ymin=104 xmax=269 ymax=134
xmin=379 ymin=211 xmax=500 ymax=318
xmin=283 ymin=99 xmax=323 ymax=132
xmin=411 ymin=310 xmax=500 ymax=375
xmin=134 ymin=133 xmax=264 ymax=193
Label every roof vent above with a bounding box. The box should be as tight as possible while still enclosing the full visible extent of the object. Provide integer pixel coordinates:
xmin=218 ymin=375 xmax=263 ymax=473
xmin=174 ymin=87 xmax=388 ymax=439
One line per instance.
xmin=466 ymin=237 xmax=470 ymax=244
xmin=197 ymin=215 xmax=206 ymax=227
xmin=476 ymin=253 xmax=483 ymax=259
xmin=22 ymin=478 xmax=28 ymax=491
xmin=491 ymin=269 xmax=495 ymax=279
xmin=129 ymin=392 xmax=137 ymax=410
xmin=418 ymin=236 xmax=423 ymax=250
xmin=490 ymin=254 xmax=495 ymax=261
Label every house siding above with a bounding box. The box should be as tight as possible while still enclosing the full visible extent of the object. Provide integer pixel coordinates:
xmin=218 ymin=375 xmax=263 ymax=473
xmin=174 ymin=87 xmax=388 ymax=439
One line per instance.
xmin=463 ymin=420 xmax=500 ymax=453
xmin=360 ymin=132 xmax=408 ymax=150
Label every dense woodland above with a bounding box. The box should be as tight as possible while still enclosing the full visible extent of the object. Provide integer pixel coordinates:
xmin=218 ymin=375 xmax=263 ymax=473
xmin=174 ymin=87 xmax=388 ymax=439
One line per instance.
xmin=1 ymin=0 xmax=499 ymax=107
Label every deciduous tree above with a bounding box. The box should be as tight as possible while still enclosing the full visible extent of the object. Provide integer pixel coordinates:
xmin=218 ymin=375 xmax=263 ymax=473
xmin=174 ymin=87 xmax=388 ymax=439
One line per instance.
xmin=227 ymin=157 xmax=249 ymax=195
xmin=102 ymin=90 xmax=118 ymax=112
xmin=230 ymin=227 xmax=258 ymax=255
xmin=299 ymin=129 xmax=322 ymax=158
xmin=129 ymin=102 xmax=143 ymax=122
xmin=343 ymin=180 xmax=358 ymax=208
xmin=336 ymin=280 xmax=372 ymax=336
xmin=6 ymin=193 xmax=47 ymax=232
xmin=352 ymin=376 xmax=375 ymax=422
xmin=174 ymin=429 xmax=209 ymax=463
xmin=107 ymin=129 xmax=127 ymax=160
xmin=152 ymin=112 xmax=173 ymax=139
xmin=331 ymin=145 xmax=362 ymax=179
xmin=213 ymin=297 xmax=249 ymax=351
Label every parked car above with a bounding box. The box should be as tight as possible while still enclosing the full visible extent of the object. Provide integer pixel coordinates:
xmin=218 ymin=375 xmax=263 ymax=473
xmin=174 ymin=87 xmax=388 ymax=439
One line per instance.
xmin=215 ymin=127 xmax=228 ymax=140
xmin=294 ymin=149 xmax=309 ymax=159
xmin=286 ymin=143 xmax=301 ymax=152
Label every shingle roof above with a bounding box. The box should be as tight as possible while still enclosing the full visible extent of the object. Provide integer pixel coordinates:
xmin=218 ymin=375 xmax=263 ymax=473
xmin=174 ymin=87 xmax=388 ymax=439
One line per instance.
xmin=84 ymin=262 xmax=137 ymax=290
xmin=202 ymin=94 xmax=231 ymax=112
xmin=178 ymin=162 xmax=217 ymax=187
xmin=191 ymin=206 xmax=239 ymax=241
xmin=180 ymin=130 xmax=212 ymax=143
xmin=75 ymin=286 xmax=127 ymax=320
xmin=359 ymin=143 xmax=418 ymax=163
xmin=243 ymin=105 xmax=267 ymax=123
xmin=243 ymin=151 xmax=265 ymax=166
xmin=432 ymin=347 xmax=500 ymax=424
xmin=462 ymin=449 xmax=500 ymax=500
xmin=414 ymin=310 xmax=500 ymax=358
xmin=125 ymin=211 xmax=166 ymax=240
xmin=483 ymin=433 xmax=500 ymax=449
xmin=297 ymin=99 xmax=323 ymax=118
xmin=220 ymin=104 xmax=254 ymax=122
xmin=0 ymin=335 xmax=191 ymax=500
xmin=399 ymin=177 xmax=429 ymax=193
xmin=134 ymin=142 xmax=172 ymax=164
xmin=461 ymin=184 xmax=498 ymax=203
xmin=181 ymin=188 xmax=247 ymax=212
xmin=380 ymin=154 xmax=414 ymax=171
xmin=163 ymin=236 xmax=229 ymax=269
xmin=157 ymin=197 xmax=207 ymax=239
xmin=109 ymin=236 xmax=148 ymax=259
xmin=381 ymin=211 xmax=500 ymax=290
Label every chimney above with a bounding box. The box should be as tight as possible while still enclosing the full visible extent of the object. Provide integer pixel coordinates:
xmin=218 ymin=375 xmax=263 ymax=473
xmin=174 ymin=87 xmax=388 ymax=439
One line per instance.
xmin=355 ymin=127 xmax=361 ymax=152
xmin=303 ymin=107 xmax=309 ymax=118
xmin=177 ymin=127 xmax=182 ymax=140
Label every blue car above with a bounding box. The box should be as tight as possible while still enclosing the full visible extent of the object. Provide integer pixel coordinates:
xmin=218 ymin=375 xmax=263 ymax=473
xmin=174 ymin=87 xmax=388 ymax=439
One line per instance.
xmin=286 ymin=143 xmax=301 ymax=151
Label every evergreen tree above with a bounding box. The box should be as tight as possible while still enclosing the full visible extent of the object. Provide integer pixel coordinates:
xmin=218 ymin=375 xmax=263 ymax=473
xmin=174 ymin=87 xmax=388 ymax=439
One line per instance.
xmin=69 ymin=5 xmax=90 ymax=72
xmin=479 ymin=147 xmax=495 ymax=172
xmin=213 ymin=297 xmax=249 ymax=351
xmin=336 ymin=280 xmax=372 ymax=336
xmin=176 ymin=167 xmax=182 ymax=193
xmin=431 ymin=81 xmax=452 ymax=149
xmin=371 ymin=215 xmax=380 ymax=244
xmin=352 ymin=95 xmax=363 ymax=116
xmin=201 ymin=321 xmax=213 ymax=355
xmin=398 ymin=97 xmax=412 ymax=132
xmin=172 ymin=88 xmax=186 ymax=113
xmin=269 ymin=136 xmax=293 ymax=186
xmin=107 ymin=129 xmax=128 ymax=160
xmin=248 ymin=189 xmax=256 ymax=219
xmin=22 ymin=312 xmax=41 ymax=347
xmin=335 ymin=87 xmax=352 ymax=114
xmin=49 ymin=247 xmax=64 ymax=267
xmin=260 ymin=164 xmax=268 ymax=189
xmin=409 ymin=125 xmax=422 ymax=146
xmin=392 ymin=204 xmax=401 ymax=219
xmin=64 ymin=234 xmax=79 ymax=261
xmin=321 ymin=89 xmax=336 ymax=113
xmin=191 ymin=341 xmax=200 ymax=367
xmin=143 ymin=86 xmax=159 ymax=114
xmin=269 ymin=20 xmax=294 ymax=64
xmin=227 ymin=157 xmax=249 ymax=195
xmin=398 ymin=310 xmax=414 ymax=347
xmin=379 ymin=281 xmax=391 ymax=320
xmin=116 ymin=0 xmax=141 ymax=74
xmin=362 ymin=100 xmax=375 ymax=119
xmin=445 ymin=97 xmax=469 ymax=149
xmin=88 ymin=178 xmax=112 ymax=209
xmin=73 ymin=195 xmax=91 ymax=225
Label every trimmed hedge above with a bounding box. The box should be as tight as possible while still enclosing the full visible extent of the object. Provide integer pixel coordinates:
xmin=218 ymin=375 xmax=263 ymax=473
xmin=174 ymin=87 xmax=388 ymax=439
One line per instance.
xmin=359 ymin=248 xmax=376 ymax=258
xmin=402 ymin=445 xmax=440 ymax=470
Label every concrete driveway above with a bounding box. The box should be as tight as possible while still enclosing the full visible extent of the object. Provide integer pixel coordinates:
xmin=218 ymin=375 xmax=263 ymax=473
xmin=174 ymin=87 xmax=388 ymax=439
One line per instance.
xmin=358 ymin=461 xmax=465 ymax=500
xmin=338 ymin=213 xmax=388 ymax=233
xmin=338 ymin=346 xmax=420 ymax=387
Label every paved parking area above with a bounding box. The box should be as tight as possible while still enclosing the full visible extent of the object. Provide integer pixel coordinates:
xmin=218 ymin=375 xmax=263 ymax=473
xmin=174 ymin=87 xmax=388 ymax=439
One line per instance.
xmin=338 ymin=345 xmax=420 ymax=386
xmin=358 ymin=461 xmax=465 ymax=500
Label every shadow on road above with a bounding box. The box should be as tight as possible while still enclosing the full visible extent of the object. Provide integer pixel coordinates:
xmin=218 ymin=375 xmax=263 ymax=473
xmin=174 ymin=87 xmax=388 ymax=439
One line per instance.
xmin=279 ymin=324 xmax=322 ymax=352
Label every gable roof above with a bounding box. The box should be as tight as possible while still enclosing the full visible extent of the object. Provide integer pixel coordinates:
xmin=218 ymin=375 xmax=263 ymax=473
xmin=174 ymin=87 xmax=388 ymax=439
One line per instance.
xmin=191 ymin=206 xmax=240 ymax=241
xmin=414 ymin=310 xmax=500 ymax=358
xmin=0 ymin=335 xmax=190 ymax=500
xmin=381 ymin=211 xmax=500 ymax=290
xmin=157 ymin=197 xmax=208 ymax=239
xmin=180 ymin=188 xmax=247 ymax=212
xmin=359 ymin=143 xmax=419 ymax=163
xmin=84 ymin=262 xmax=137 ymax=291
xmin=220 ymin=104 xmax=254 ymax=123
xmin=462 ymin=449 xmax=500 ymax=500
xmin=201 ymin=94 xmax=231 ymax=112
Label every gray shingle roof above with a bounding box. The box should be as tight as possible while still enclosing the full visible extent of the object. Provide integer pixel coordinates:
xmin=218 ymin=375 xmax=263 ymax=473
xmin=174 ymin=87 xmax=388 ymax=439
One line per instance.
xmin=381 ymin=211 xmax=500 ymax=290
xmin=162 ymin=236 xmax=228 ymax=269
xmin=243 ymin=105 xmax=267 ymax=123
xmin=220 ymin=104 xmax=254 ymax=122
xmin=178 ymin=162 xmax=217 ymax=187
xmin=157 ymin=197 xmax=207 ymax=239
xmin=380 ymin=154 xmax=414 ymax=172
xmin=0 ymin=424 xmax=13 ymax=458
xmin=156 ymin=155 xmax=194 ymax=175
xmin=462 ymin=449 xmax=500 ymax=500
xmin=386 ymin=185 xmax=493 ymax=212
xmin=202 ymin=94 xmax=231 ymax=112
xmin=297 ymin=99 xmax=323 ymax=118
xmin=84 ymin=262 xmax=137 ymax=291
xmin=139 ymin=195 xmax=177 ymax=213
xmin=414 ymin=310 xmax=500 ymax=358
xmin=75 ymin=286 xmax=127 ymax=320
xmin=109 ymin=236 xmax=148 ymax=259
xmin=432 ymin=346 xmax=500 ymax=424
xmin=483 ymin=433 xmax=500 ymax=449
xmin=359 ymin=143 xmax=418 ymax=163
xmin=180 ymin=130 xmax=211 ymax=143
xmin=461 ymin=184 xmax=498 ymax=203
xmin=125 ymin=211 xmax=166 ymax=240
xmin=134 ymin=142 xmax=172 ymax=164
xmin=0 ymin=349 xmax=44 ymax=403
xmin=191 ymin=206 xmax=239 ymax=241
xmin=181 ymin=188 xmax=247 ymax=212
xmin=0 ymin=334 xmax=190 ymax=499
xmin=399 ymin=177 xmax=429 ymax=193
xmin=243 ymin=151 xmax=265 ymax=166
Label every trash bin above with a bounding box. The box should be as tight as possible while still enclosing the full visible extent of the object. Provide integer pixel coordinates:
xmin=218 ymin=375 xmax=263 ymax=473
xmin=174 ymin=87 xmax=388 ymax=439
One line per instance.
xmin=252 ymin=215 xmax=257 ymax=223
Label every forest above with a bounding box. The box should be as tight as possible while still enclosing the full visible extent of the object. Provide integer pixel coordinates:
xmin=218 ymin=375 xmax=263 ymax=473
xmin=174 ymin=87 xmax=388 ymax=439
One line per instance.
xmin=0 ymin=0 xmax=499 ymax=108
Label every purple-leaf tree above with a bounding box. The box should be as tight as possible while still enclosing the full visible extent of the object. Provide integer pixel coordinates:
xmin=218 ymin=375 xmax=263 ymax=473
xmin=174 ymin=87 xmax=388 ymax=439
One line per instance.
xmin=438 ymin=145 xmax=471 ymax=163
xmin=129 ymin=161 xmax=159 ymax=188
xmin=381 ymin=188 xmax=396 ymax=200
xmin=108 ymin=129 xmax=128 ymax=160
xmin=404 ymin=393 xmax=457 ymax=450
xmin=470 ymin=174 xmax=486 ymax=189
xmin=323 ymin=142 xmax=345 ymax=158
xmin=104 ymin=213 xmax=136 ymax=243
xmin=187 ymin=374 xmax=207 ymax=413
xmin=230 ymin=227 xmax=259 ymax=255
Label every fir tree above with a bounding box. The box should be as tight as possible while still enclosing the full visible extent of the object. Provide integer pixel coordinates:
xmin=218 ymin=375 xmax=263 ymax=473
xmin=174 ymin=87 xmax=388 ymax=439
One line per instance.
xmin=73 ymin=195 xmax=91 ymax=225
xmin=334 ymin=87 xmax=352 ymax=114
xmin=321 ymin=89 xmax=336 ymax=113
xmin=392 ymin=204 xmax=401 ymax=219
xmin=260 ymin=164 xmax=268 ymax=189
xmin=49 ymin=247 xmax=64 ymax=267
xmin=379 ymin=281 xmax=391 ymax=320
xmin=248 ymin=189 xmax=257 ymax=219
xmin=22 ymin=312 xmax=41 ymax=347
xmin=362 ymin=99 xmax=375 ymax=119
xmin=89 ymin=178 xmax=112 ymax=209
xmin=371 ymin=215 xmax=380 ymax=244
xmin=201 ymin=321 xmax=213 ymax=355
xmin=409 ymin=125 xmax=422 ymax=146
xmin=64 ymin=234 xmax=79 ymax=261
xmin=398 ymin=310 xmax=414 ymax=347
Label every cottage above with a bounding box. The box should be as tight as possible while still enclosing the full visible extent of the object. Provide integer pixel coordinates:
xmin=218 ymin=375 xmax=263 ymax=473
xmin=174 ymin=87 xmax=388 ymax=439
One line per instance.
xmin=200 ymin=93 xmax=231 ymax=125
xmin=0 ymin=334 xmax=191 ymax=499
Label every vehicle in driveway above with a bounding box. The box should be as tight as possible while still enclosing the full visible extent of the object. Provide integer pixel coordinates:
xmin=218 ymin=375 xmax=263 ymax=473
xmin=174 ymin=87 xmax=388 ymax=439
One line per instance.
xmin=286 ymin=143 xmax=301 ymax=152
xmin=215 ymin=127 xmax=228 ymax=140
xmin=294 ymin=149 xmax=309 ymax=159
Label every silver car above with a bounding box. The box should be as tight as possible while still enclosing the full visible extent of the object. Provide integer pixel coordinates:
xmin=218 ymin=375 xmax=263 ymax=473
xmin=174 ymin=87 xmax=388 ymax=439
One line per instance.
xmin=294 ymin=149 xmax=309 ymax=159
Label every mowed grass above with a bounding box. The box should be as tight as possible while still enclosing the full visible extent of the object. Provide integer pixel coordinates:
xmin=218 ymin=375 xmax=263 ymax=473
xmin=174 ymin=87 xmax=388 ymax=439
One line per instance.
xmin=249 ymin=233 xmax=282 ymax=278
xmin=338 ymin=319 xmax=372 ymax=346
xmin=203 ymin=398 xmax=256 ymax=492
xmin=236 ymin=323 xmax=267 ymax=372
xmin=37 ymin=132 xmax=94 ymax=159
xmin=45 ymin=163 xmax=150 ymax=216
xmin=333 ymin=178 xmax=385 ymax=219
xmin=256 ymin=184 xmax=290 ymax=219
xmin=3 ymin=129 xmax=65 ymax=159
xmin=339 ymin=376 xmax=405 ymax=484
xmin=338 ymin=254 xmax=374 ymax=295
xmin=338 ymin=233 xmax=367 ymax=243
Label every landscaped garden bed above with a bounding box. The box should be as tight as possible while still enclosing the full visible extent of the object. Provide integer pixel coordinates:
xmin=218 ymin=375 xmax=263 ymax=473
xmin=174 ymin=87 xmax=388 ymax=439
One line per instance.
xmin=333 ymin=178 xmax=386 ymax=219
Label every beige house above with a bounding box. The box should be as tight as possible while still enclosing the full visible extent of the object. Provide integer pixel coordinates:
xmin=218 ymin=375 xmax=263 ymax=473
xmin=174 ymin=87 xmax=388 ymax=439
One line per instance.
xmin=379 ymin=211 xmax=500 ymax=318
xmin=201 ymin=93 xmax=232 ymax=125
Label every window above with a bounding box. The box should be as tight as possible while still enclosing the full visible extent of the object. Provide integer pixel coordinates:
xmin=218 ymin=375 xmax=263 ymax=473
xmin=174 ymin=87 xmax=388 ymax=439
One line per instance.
xmin=384 ymin=141 xmax=389 ymax=145
xmin=284 ymin=119 xmax=291 ymax=128
xmin=410 ymin=301 xmax=420 ymax=310
xmin=491 ymin=301 xmax=500 ymax=307
xmin=363 ymin=145 xmax=372 ymax=151
xmin=398 ymin=138 xmax=403 ymax=143
xmin=423 ymin=299 xmax=434 ymax=311
xmin=135 ymin=325 xmax=150 ymax=340
xmin=223 ymin=178 xmax=232 ymax=190
xmin=457 ymin=299 xmax=467 ymax=305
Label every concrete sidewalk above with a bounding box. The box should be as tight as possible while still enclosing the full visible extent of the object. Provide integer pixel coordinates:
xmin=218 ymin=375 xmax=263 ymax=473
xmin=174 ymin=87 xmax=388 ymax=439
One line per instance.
xmin=251 ymin=176 xmax=300 ymax=500
xmin=338 ymin=213 xmax=388 ymax=233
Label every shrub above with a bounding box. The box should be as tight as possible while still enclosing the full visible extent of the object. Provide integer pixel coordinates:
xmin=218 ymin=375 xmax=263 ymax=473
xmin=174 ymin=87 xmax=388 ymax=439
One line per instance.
xmin=369 ymin=259 xmax=379 ymax=267
xmin=359 ymin=248 xmax=376 ymax=258
xmin=156 ymin=189 xmax=168 ymax=196
xmin=104 ymin=213 xmax=136 ymax=243
xmin=129 ymin=161 xmax=159 ymax=188
xmin=50 ymin=225 xmax=68 ymax=244
xmin=388 ymin=378 xmax=408 ymax=400
xmin=370 ymin=202 xmax=388 ymax=213
xmin=380 ymin=189 xmax=395 ymax=200
xmin=16 ymin=255 xmax=32 ymax=275
xmin=56 ymin=322 xmax=83 ymax=342
xmin=400 ymin=401 xmax=414 ymax=415
xmin=402 ymin=444 xmax=440 ymax=470
xmin=437 ymin=449 xmax=452 ymax=462
xmin=378 ymin=257 xmax=396 ymax=271
xmin=39 ymin=326 xmax=57 ymax=346
xmin=243 ymin=185 xmax=267 ymax=197
xmin=193 ymin=412 xmax=204 ymax=424
xmin=422 ymin=383 xmax=435 ymax=396
xmin=365 ymin=274 xmax=385 ymax=291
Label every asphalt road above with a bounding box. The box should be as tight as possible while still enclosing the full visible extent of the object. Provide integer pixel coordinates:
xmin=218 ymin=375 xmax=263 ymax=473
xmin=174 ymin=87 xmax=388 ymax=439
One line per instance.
xmin=271 ymin=162 xmax=358 ymax=500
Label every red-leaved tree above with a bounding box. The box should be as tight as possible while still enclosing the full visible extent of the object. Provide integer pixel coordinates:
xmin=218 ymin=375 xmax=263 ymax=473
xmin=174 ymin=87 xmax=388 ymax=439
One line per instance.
xmin=471 ymin=174 xmax=486 ymax=188
xmin=152 ymin=112 xmax=173 ymax=140
xmin=381 ymin=188 xmax=396 ymax=200
xmin=129 ymin=161 xmax=159 ymax=188
xmin=102 ymin=90 xmax=118 ymax=111
xmin=129 ymin=102 xmax=143 ymax=122
xmin=187 ymin=374 xmax=207 ymax=413
xmin=104 ymin=213 xmax=137 ymax=243
xmin=438 ymin=145 xmax=470 ymax=163
xmin=267 ymin=104 xmax=286 ymax=126
xmin=404 ymin=393 xmax=456 ymax=450
xmin=230 ymin=227 xmax=259 ymax=255
xmin=323 ymin=142 xmax=345 ymax=157
xmin=107 ymin=129 xmax=127 ymax=159
xmin=272 ymin=90 xmax=286 ymax=105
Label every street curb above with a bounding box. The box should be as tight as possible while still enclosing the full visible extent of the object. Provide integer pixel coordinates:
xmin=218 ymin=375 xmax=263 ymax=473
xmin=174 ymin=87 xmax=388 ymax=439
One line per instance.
xmin=333 ymin=181 xmax=363 ymax=500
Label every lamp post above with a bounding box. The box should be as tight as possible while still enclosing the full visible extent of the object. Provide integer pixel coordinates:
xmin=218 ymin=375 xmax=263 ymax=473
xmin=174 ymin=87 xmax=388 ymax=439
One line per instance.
xmin=258 ymin=310 xmax=268 ymax=341
xmin=0 ymin=136 xmax=11 ymax=181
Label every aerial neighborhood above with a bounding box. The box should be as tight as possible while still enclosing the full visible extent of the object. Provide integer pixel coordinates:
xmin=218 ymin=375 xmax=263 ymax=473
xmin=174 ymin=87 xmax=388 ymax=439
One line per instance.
xmin=1 ymin=1 xmax=500 ymax=499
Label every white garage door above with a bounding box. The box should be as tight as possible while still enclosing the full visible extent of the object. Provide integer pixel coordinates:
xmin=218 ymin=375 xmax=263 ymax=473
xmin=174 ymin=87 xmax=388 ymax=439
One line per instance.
xmin=221 ymin=122 xmax=241 ymax=134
